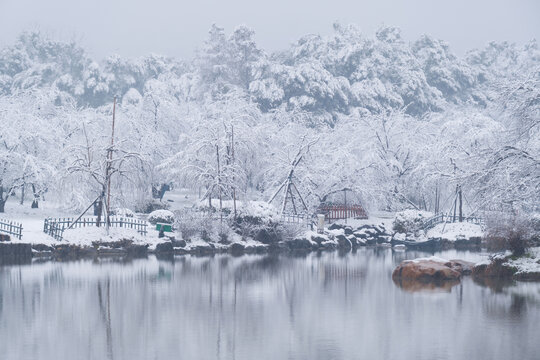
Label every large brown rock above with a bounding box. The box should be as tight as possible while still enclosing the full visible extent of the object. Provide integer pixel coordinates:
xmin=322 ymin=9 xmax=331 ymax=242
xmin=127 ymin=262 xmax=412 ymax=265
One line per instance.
xmin=392 ymin=257 xmax=474 ymax=282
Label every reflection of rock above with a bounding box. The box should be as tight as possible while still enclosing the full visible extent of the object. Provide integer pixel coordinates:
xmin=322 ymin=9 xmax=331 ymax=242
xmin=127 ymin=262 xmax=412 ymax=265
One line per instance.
xmin=472 ymin=276 xmax=515 ymax=293
xmin=392 ymin=257 xmax=474 ymax=282
xmin=393 ymin=277 xmax=460 ymax=293
xmin=472 ymin=258 xmax=516 ymax=279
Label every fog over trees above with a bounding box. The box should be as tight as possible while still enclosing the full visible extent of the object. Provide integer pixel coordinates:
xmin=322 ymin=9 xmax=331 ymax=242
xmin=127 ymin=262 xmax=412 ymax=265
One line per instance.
xmin=0 ymin=24 xmax=538 ymax=214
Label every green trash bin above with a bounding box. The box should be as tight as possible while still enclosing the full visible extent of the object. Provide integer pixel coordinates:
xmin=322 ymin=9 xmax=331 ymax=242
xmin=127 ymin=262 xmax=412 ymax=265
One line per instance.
xmin=156 ymin=223 xmax=173 ymax=232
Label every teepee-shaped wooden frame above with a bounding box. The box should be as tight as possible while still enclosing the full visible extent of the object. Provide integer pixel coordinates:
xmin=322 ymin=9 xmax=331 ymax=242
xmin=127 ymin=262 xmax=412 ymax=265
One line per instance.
xmin=268 ymin=138 xmax=317 ymax=216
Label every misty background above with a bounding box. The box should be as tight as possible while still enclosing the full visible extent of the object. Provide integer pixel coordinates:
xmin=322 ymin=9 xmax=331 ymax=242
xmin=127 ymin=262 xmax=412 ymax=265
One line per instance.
xmin=1 ymin=0 xmax=538 ymax=59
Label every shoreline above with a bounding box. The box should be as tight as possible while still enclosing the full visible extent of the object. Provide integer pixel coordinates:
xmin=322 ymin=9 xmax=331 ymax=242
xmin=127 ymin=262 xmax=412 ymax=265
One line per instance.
xmin=1 ymin=237 xmax=483 ymax=264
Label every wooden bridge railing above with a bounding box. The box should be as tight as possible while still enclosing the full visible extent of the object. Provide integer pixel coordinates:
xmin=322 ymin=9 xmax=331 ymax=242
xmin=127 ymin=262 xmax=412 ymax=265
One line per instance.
xmin=421 ymin=213 xmax=485 ymax=231
xmin=0 ymin=219 xmax=23 ymax=240
xmin=317 ymin=204 xmax=368 ymax=221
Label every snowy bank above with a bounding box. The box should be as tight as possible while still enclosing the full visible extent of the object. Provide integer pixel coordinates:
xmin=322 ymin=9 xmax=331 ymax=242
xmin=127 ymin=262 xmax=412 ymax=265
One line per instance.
xmin=472 ymin=247 xmax=540 ymax=281
xmin=427 ymin=222 xmax=483 ymax=242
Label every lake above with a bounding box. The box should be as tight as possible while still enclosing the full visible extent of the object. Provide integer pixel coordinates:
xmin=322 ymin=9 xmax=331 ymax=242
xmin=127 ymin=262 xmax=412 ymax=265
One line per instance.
xmin=0 ymin=249 xmax=539 ymax=360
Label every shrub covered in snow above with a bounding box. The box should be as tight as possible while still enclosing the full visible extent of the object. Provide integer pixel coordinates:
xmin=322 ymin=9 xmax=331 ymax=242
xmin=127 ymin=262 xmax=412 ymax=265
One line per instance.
xmin=111 ymin=208 xmax=135 ymax=218
xmin=485 ymin=215 xmax=532 ymax=256
xmin=148 ymin=209 xmax=175 ymax=225
xmin=393 ymin=209 xmax=433 ymax=234
xmin=175 ymin=209 xmax=216 ymax=241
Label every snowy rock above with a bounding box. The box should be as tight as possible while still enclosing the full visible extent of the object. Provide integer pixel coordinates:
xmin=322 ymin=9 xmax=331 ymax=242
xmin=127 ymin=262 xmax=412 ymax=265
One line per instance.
xmin=230 ymin=242 xmax=246 ymax=253
xmin=155 ymin=242 xmax=173 ymax=253
xmin=335 ymin=234 xmax=352 ymax=250
xmin=171 ymin=239 xmax=187 ymax=248
xmin=286 ymin=238 xmax=314 ymax=250
xmin=473 ymin=247 xmax=540 ymax=280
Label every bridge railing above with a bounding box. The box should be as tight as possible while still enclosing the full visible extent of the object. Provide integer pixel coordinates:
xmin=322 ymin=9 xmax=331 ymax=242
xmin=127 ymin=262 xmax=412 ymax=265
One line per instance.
xmin=421 ymin=213 xmax=485 ymax=231
xmin=317 ymin=204 xmax=368 ymax=221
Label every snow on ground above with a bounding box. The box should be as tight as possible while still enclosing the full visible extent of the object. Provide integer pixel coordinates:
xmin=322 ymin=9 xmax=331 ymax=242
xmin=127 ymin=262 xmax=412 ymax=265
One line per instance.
xmin=504 ymin=247 xmax=540 ymax=276
xmin=1 ymin=199 xmax=163 ymax=247
xmin=62 ymin=227 xmax=161 ymax=247
xmin=334 ymin=215 xmax=393 ymax=230
xmin=1 ymin=200 xmax=72 ymax=244
xmin=427 ymin=222 xmax=483 ymax=241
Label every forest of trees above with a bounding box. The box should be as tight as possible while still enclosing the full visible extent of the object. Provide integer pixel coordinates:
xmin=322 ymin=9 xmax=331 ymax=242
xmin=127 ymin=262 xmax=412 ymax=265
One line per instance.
xmin=0 ymin=24 xmax=538 ymax=215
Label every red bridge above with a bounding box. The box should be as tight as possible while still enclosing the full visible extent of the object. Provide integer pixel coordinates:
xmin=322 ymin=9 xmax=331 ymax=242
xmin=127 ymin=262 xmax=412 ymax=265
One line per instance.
xmin=317 ymin=204 xmax=368 ymax=221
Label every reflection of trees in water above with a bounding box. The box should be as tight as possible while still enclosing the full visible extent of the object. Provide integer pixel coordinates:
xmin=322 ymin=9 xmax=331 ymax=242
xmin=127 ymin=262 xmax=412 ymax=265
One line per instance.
xmin=474 ymin=277 xmax=540 ymax=320
xmin=97 ymin=279 xmax=114 ymax=360
xmin=1 ymin=252 xmax=539 ymax=360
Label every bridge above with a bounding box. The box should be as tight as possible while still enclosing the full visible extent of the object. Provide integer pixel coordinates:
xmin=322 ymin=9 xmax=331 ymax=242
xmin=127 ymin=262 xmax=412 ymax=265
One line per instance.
xmin=421 ymin=213 xmax=485 ymax=231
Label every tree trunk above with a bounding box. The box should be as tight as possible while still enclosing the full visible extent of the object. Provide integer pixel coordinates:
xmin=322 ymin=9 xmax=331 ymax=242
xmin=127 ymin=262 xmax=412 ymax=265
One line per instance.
xmin=96 ymin=191 xmax=105 ymax=227
xmin=0 ymin=186 xmax=6 ymax=213
xmin=20 ymin=184 xmax=25 ymax=205
xmin=216 ymin=145 xmax=222 ymax=223
xmin=31 ymin=184 xmax=39 ymax=208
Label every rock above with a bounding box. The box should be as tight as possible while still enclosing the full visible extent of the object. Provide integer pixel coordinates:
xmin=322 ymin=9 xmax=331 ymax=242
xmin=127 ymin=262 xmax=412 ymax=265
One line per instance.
xmin=155 ymin=242 xmax=173 ymax=253
xmin=328 ymin=223 xmax=343 ymax=231
xmin=286 ymin=238 xmax=313 ymax=250
xmin=53 ymin=244 xmax=95 ymax=260
xmin=320 ymin=241 xmax=337 ymax=250
xmin=335 ymin=234 xmax=352 ymax=250
xmin=32 ymin=243 xmax=54 ymax=252
xmin=230 ymin=243 xmax=245 ymax=254
xmin=192 ymin=244 xmax=215 ymax=255
xmin=171 ymin=239 xmax=187 ymax=248
xmin=0 ymin=243 xmax=32 ymax=257
xmin=126 ymin=244 xmax=148 ymax=257
xmin=0 ymin=234 xmax=11 ymax=242
xmin=472 ymin=258 xmax=517 ymax=279
xmin=447 ymin=259 xmax=475 ymax=275
xmin=311 ymin=236 xmax=327 ymax=245
xmin=255 ymin=229 xmax=280 ymax=244
xmin=347 ymin=235 xmax=359 ymax=247
xmin=392 ymin=257 xmax=464 ymax=282
xmin=344 ymin=227 xmax=353 ymax=235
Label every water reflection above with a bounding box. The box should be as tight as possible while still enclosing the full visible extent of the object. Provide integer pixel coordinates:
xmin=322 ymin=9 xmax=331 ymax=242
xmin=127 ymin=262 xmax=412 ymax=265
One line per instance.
xmin=0 ymin=249 xmax=539 ymax=360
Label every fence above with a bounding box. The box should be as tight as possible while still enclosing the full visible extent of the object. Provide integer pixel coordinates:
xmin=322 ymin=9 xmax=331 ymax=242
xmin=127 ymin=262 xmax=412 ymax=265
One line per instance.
xmin=0 ymin=219 xmax=23 ymax=240
xmin=421 ymin=213 xmax=485 ymax=231
xmin=317 ymin=204 xmax=368 ymax=221
xmin=281 ymin=213 xmax=312 ymax=224
xmin=43 ymin=216 xmax=148 ymax=241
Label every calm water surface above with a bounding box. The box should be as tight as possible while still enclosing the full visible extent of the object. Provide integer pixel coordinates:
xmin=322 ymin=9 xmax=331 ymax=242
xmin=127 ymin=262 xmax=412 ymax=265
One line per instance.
xmin=0 ymin=249 xmax=539 ymax=360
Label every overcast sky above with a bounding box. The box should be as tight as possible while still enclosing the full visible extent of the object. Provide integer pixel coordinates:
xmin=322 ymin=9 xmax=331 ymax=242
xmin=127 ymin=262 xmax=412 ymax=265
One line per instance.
xmin=0 ymin=0 xmax=538 ymax=60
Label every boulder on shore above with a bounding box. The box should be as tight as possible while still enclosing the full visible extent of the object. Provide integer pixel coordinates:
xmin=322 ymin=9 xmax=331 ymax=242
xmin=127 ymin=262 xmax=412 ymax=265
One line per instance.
xmin=392 ymin=257 xmax=474 ymax=282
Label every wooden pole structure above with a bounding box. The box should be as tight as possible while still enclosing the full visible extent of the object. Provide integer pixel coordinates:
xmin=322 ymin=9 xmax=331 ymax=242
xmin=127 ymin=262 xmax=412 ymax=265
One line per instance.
xmin=453 ymin=186 xmax=458 ymax=222
xmin=106 ymin=96 xmax=117 ymax=230
xmin=458 ymin=185 xmax=463 ymax=222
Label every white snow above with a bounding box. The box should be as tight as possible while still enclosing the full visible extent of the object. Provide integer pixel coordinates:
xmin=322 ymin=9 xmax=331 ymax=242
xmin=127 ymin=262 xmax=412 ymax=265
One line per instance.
xmin=503 ymin=247 xmax=540 ymax=276
xmin=427 ymin=222 xmax=483 ymax=241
